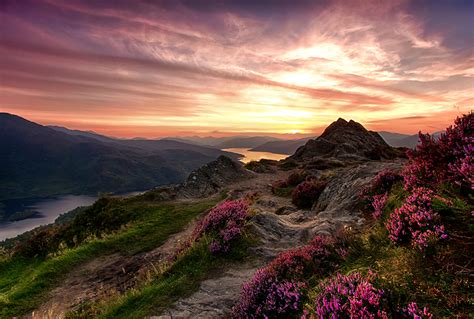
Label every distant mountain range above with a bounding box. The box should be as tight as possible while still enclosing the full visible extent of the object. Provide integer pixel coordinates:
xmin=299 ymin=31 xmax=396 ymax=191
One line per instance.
xmin=0 ymin=113 xmax=237 ymax=201
xmin=250 ymin=137 xmax=315 ymax=154
xmin=165 ymin=136 xmax=282 ymax=149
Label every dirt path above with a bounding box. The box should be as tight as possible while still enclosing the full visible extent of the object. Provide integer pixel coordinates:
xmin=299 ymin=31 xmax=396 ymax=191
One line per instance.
xmin=29 ymin=212 xmax=202 ymax=319
xmin=157 ymin=160 xmax=404 ymax=318
xmin=28 ymin=170 xmax=289 ymax=319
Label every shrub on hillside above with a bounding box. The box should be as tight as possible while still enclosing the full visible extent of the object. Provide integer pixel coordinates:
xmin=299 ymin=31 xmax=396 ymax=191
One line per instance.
xmin=13 ymin=227 xmax=60 ymax=257
xmin=231 ymin=269 xmax=306 ymax=319
xmin=402 ymin=113 xmax=473 ymax=191
xmin=271 ymin=170 xmax=309 ymax=197
xmin=286 ymin=171 xmax=307 ymax=186
xmin=360 ymin=169 xmax=402 ymax=220
xmin=232 ymin=236 xmax=345 ymax=318
xmin=371 ymin=193 xmax=389 ymax=219
xmin=399 ymin=302 xmax=434 ymax=319
xmin=193 ymin=199 xmax=250 ymax=254
xmin=363 ymin=169 xmax=402 ymax=198
xmin=291 ymin=180 xmax=327 ymax=208
xmin=270 ymin=236 xmax=344 ymax=280
xmin=313 ymin=272 xmax=435 ymax=318
xmin=386 ymin=187 xmax=447 ymax=252
xmin=314 ymin=271 xmax=389 ymax=318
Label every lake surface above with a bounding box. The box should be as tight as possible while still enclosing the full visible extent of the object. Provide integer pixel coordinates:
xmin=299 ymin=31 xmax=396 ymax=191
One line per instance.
xmin=223 ymin=148 xmax=288 ymax=163
xmin=0 ymin=195 xmax=97 ymax=241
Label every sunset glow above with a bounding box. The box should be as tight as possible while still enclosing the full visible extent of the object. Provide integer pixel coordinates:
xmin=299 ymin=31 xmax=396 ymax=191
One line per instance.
xmin=0 ymin=0 xmax=472 ymax=137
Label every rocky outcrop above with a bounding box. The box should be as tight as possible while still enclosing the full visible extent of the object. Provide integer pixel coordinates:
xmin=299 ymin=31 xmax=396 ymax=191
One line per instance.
xmin=292 ymin=118 xmax=396 ymax=162
xmin=313 ymin=160 xmax=404 ymax=216
xmin=178 ymin=156 xmax=256 ymax=198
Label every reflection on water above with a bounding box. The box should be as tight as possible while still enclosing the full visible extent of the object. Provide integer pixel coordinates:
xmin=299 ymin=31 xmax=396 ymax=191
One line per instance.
xmin=0 ymin=195 xmax=97 ymax=241
xmin=223 ymin=148 xmax=288 ymax=163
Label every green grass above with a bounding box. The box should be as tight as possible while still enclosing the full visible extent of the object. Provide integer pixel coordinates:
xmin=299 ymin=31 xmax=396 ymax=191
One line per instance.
xmin=0 ymin=197 xmax=221 ymax=318
xmin=65 ymin=233 xmax=254 ymax=319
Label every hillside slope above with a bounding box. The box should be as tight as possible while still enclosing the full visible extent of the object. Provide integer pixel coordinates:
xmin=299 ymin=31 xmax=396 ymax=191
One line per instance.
xmin=0 ymin=113 xmax=234 ymax=200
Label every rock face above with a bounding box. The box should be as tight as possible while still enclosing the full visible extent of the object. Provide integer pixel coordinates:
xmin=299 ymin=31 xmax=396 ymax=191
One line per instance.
xmin=178 ymin=155 xmax=255 ymax=198
xmin=313 ymin=160 xmax=404 ymax=217
xmin=292 ymin=118 xmax=395 ymax=161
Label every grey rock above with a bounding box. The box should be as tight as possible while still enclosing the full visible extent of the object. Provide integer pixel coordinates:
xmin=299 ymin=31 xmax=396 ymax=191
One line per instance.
xmin=291 ymin=118 xmax=396 ymax=162
xmin=178 ymin=156 xmax=256 ymax=198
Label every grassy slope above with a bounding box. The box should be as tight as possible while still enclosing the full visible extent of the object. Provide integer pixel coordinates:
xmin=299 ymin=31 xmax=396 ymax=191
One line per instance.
xmin=0 ymin=197 xmax=221 ymax=318
xmin=66 ymin=234 xmax=254 ymax=319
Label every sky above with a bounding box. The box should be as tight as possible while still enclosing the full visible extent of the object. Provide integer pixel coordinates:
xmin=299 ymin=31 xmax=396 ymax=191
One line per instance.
xmin=0 ymin=0 xmax=473 ymax=138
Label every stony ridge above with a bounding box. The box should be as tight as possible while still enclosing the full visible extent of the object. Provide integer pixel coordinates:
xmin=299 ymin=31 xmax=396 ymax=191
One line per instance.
xmin=292 ymin=118 xmax=396 ymax=161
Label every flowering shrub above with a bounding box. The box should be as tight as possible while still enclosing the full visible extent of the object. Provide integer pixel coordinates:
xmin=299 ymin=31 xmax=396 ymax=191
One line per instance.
xmin=363 ymin=169 xmax=402 ymax=197
xmin=268 ymin=236 xmax=343 ymax=280
xmin=193 ymin=199 xmax=250 ymax=254
xmin=314 ymin=271 xmax=389 ymax=319
xmin=271 ymin=171 xmax=309 ymax=196
xmin=386 ymin=188 xmax=447 ymax=251
xmin=403 ymin=113 xmax=473 ymax=190
xmin=232 ymin=236 xmax=345 ymax=318
xmin=231 ymin=269 xmax=306 ymax=319
xmin=287 ymin=170 xmax=307 ymax=186
xmin=371 ymin=193 xmax=388 ymax=219
xmin=359 ymin=169 xmax=401 ymax=220
xmin=398 ymin=302 xmax=433 ymax=319
xmin=271 ymin=179 xmax=289 ymax=194
xmin=292 ymin=180 xmax=327 ymax=208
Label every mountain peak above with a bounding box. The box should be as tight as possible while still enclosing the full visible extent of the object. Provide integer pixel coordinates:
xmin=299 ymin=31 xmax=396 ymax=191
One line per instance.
xmin=292 ymin=118 xmax=395 ymax=161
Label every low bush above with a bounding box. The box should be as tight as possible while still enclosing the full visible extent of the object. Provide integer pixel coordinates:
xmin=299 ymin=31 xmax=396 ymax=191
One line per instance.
xmin=371 ymin=193 xmax=388 ymax=219
xmin=193 ymin=199 xmax=250 ymax=254
xmin=231 ymin=269 xmax=306 ymax=319
xmin=232 ymin=235 xmax=345 ymax=318
xmin=385 ymin=187 xmax=447 ymax=252
xmin=314 ymin=271 xmax=389 ymax=318
xmin=313 ymin=272 xmax=434 ymax=319
xmin=402 ymin=113 xmax=473 ymax=191
xmin=291 ymin=180 xmax=327 ymax=209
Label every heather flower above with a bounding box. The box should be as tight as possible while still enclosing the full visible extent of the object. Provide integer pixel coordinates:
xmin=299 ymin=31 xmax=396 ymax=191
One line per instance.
xmin=314 ymin=271 xmax=389 ymax=319
xmin=267 ymin=236 xmax=344 ymax=280
xmin=286 ymin=170 xmax=307 ymax=186
xmin=386 ymin=188 xmax=447 ymax=252
xmin=398 ymin=302 xmax=433 ymax=319
xmin=232 ymin=235 xmax=345 ymax=318
xmin=371 ymin=193 xmax=388 ymax=219
xmin=402 ymin=113 xmax=473 ymax=190
xmin=193 ymin=199 xmax=250 ymax=254
xmin=292 ymin=180 xmax=327 ymax=209
xmin=360 ymin=169 xmax=402 ymax=199
xmin=231 ymin=268 xmax=306 ymax=319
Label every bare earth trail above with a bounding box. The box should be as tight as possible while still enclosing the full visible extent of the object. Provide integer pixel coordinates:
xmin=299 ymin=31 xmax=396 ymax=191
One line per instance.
xmin=28 ymin=170 xmax=289 ymax=319
xmin=30 ymin=159 xmax=404 ymax=319
xmin=160 ymin=160 xmax=404 ymax=318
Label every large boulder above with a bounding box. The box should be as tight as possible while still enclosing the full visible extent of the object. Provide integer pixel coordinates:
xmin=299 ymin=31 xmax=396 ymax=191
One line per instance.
xmin=178 ymin=156 xmax=255 ymax=198
xmin=291 ymin=118 xmax=396 ymax=161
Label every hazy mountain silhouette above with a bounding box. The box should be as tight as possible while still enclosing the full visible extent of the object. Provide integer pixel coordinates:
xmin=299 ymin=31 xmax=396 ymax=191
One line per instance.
xmin=0 ymin=113 xmax=236 ymax=200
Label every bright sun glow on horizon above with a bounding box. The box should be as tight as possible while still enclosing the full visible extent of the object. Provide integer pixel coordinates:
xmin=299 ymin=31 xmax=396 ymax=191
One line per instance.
xmin=0 ymin=0 xmax=472 ymax=138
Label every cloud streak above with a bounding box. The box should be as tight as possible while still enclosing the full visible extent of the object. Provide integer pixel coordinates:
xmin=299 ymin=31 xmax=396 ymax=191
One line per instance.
xmin=0 ymin=0 xmax=472 ymax=137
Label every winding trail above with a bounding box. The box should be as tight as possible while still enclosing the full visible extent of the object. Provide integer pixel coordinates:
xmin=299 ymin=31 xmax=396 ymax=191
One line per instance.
xmin=29 ymin=160 xmax=404 ymax=319
xmin=158 ymin=160 xmax=404 ymax=318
